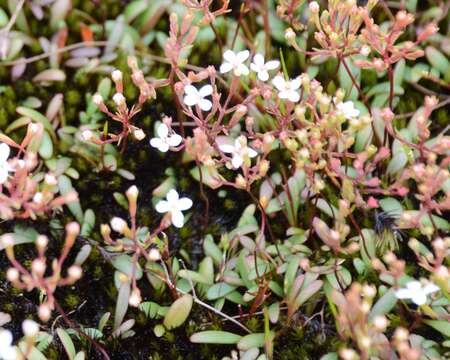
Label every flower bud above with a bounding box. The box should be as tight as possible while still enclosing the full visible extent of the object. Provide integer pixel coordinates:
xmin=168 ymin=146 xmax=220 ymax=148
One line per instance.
xmin=81 ymin=130 xmax=93 ymax=141
xmin=309 ymin=1 xmax=319 ymax=13
xmin=38 ymin=304 xmax=51 ymax=322
xmin=113 ymin=93 xmax=126 ymax=106
xmin=92 ymin=93 xmax=103 ymax=105
xmin=110 ymin=217 xmax=128 ymax=234
xmin=148 ymin=248 xmax=161 ymax=261
xmin=129 ymin=288 xmax=142 ymax=307
xmin=6 ymin=268 xmax=19 ymax=282
xmin=22 ymin=319 xmax=39 ymax=337
xmin=45 ymin=173 xmax=57 ymax=185
xmin=36 ymin=235 xmax=48 ymax=250
xmin=111 ymin=70 xmax=123 ymax=82
xmin=133 ymin=129 xmax=146 ymax=141
xmin=1 ymin=234 xmax=14 ymax=248
xmin=68 ymin=265 xmax=83 ymax=281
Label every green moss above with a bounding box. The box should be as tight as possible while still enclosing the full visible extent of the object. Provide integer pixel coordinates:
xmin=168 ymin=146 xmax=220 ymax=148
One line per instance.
xmin=64 ymin=293 xmax=81 ymax=308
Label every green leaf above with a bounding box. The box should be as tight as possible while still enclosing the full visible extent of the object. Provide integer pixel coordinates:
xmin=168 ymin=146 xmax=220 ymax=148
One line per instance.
xmin=203 ymin=235 xmax=222 ymax=265
xmin=238 ymin=333 xmax=266 ymax=351
xmin=369 ymin=289 xmax=397 ymax=321
xmin=139 ymin=302 xmax=161 ymax=319
xmin=178 ymin=269 xmax=211 ymax=285
xmin=112 ymin=255 xmax=143 ymax=279
xmin=113 ymin=281 xmax=130 ymax=332
xmin=190 ymin=331 xmax=242 ymax=344
xmin=425 ymin=46 xmax=450 ymax=77
xmin=206 ymin=283 xmax=237 ymax=300
xmin=424 ymin=320 xmax=450 ymax=337
xmin=56 ymin=328 xmax=76 ymax=360
xmin=58 ymin=175 xmax=83 ymax=222
xmin=163 ymin=294 xmax=193 ymax=329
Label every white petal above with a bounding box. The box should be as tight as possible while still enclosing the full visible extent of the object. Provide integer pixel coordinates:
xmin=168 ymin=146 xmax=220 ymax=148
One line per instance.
xmin=199 ymin=84 xmax=213 ymax=97
xmin=0 ymin=330 xmax=13 ymax=346
xmin=265 ymin=60 xmax=280 ymax=70
xmin=220 ymin=62 xmax=233 ymax=74
xmin=253 ymin=53 xmax=265 ymax=66
xmin=257 ymin=70 xmax=269 ymax=82
xmin=236 ymin=64 xmax=249 ymax=76
xmin=423 ymin=283 xmax=440 ymax=295
xmin=250 ymin=63 xmax=261 ymax=73
xmin=184 ymin=85 xmax=199 ymax=97
xmin=290 ymin=78 xmax=301 ymax=90
xmin=288 ymin=91 xmax=300 ymax=103
xmin=177 ymin=197 xmax=193 ymax=211
xmin=406 ymin=281 xmax=422 ymax=291
xmin=236 ymin=50 xmax=250 ymax=62
xmin=155 ymin=200 xmax=170 ymax=213
xmin=223 ymin=50 xmax=236 ymax=63
xmin=278 ymin=90 xmax=290 ymax=99
xmin=411 ymin=293 xmax=427 ymax=306
xmin=2 ymin=347 xmax=17 ymax=360
xmin=219 ymin=144 xmax=235 ymax=154
xmin=247 ymin=147 xmax=258 ymax=158
xmin=395 ymin=288 xmax=412 ymax=300
xmin=0 ymin=143 xmax=10 ymax=162
xmin=231 ymin=155 xmax=244 ymax=169
xmin=150 ymin=137 xmax=164 ymax=149
xmin=183 ymin=94 xmax=198 ymax=107
xmin=272 ymin=76 xmax=286 ymax=91
xmin=166 ymin=189 xmax=179 ymax=204
xmin=157 ymin=123 xmax=168 ymax=138
xmin=199 ymin=99 xmax=212 ymax=111
xmin=0 ymin=168 xmax=8 ymax=184
xmin=171 ymin=210 xmax=185 ymax=228
xmin=168 ymin=134 xmax=182 ymax=147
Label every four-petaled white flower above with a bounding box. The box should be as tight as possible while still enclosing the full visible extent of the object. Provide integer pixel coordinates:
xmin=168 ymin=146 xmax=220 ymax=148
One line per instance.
xmin=220 ymin=50 xmax=250 ymax=77
xmin=250 ymin=53 xmax=280 ymax=81
xmin=0 ymin=143 xmax=14 ymax=185
xmin=155 ymin=189 xmax=193 ymax=228
xmin=183 ymin=85 xmax=213 ymax=111
xmin=395 ymin=280 xmax=440 ymax=306
xmin=334 ymin=98 xmax=360 ymax=119
xmin=0 ymin=329 xmax=17 ymax=360
xmin=219 ymin=136 xmax=258 ymax=169
xmin=272 ymin=76 xmax=301 ymax=102
xmin=149 ymin=124 xmax=182 ymax=153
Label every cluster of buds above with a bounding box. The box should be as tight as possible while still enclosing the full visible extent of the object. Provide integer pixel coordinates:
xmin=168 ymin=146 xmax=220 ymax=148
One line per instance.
xmin=2 ymin=222 xmax=83 ymax=321
xmin=333 ymin=283 xmax=392 ymax=359
xmin=0 ymin=123 xmax=78 ymax=220
xmin=356 ymin=10 xmax=438 ymax=71
xmin=181 ymin=0 xmax=230 ymax=25
xmin=86 ymin=62 xmax=155 ymax=147
xmin=100 ymin=185 xmax=165 ymax=307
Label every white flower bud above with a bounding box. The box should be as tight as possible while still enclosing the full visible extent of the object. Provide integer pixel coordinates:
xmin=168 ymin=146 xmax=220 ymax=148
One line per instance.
xmin=129 ymin=289 xmax=142 ymax=307
xmin=31 ymin=259 xmax=46 ymax=276
xmin=110 ymin=217 xmax=127 ymax=233
xmin=148 ymin=248 xmax=161 ymax=261
xmin=309 ymin=1 xmax=319 ymax=13
xmin=22 ymin=319 xmax=39 ymax=337
xmin=92 ymin=93 xmax=103 ymax=105
xmin=45 ymin=173 xmax=57 ymax=185
xmin=1 ymin=234 xmax=14 ymax=248
xmin=133 ymin=129 xmax=146 ymax=141
xmin=36 ymin=235 xmax=48 ymax=250
xmin=111 ymin=70 xmax=123 ymax=82
xmin=68 ymin=265 xmax=83 ymax=281
xmin=113 ymin=93 xmax=126 ymax=106
xmin=38 ymin=304 xmax=51 ymax=322
xmin=6 ymin=268 xmax=19 ymax=282
xmin=81 ymin=130 xmax=93 ymax=141
xmin=66 ymin=222 xmax=80 ymax=235
xmin=360 ymin=45 xmax=371 ymax=56
xmin=29 ymin=122 xmax=41 ymax=133
xmin=33 ymin=192 xmax=43 ymax=204
xmin=126 ymin=185 xmax=139 ymax=200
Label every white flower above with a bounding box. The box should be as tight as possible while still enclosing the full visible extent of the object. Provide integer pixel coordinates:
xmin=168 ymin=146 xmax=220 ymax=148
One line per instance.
xmin=0 ymin=143 xmax=14 ymax=185
xmin=0 ymin=329 xmax=17 ymax=360
xmin=155 ymin=189 xmax=193 ymax=228
xmin=334 ymin=98 xmax=360 ymax=119
xmin=272 ymin=76 xmax=301 ymax=102
xmin=250 ymin=53 xmax=280 ymax=81
xmin=220 ymin=50 xmax=250 ymax=77
xmin=183 ymin=85 xmax=213 ymax=111
xmin=395 ymin=280 xmax=440 ymax=306
xmin=149 ymin=124 xmax=182 ymax=153
xmin=219 ymin=136 xmax=258 ymax=169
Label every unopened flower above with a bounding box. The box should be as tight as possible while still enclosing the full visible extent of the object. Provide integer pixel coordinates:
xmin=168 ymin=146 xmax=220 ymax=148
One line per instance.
xmin=0 ymin=329 xmax=17 ymax=360
xmin=0 ymin=143 xmax=14 ymax=184
xmin=250 ymin=54 xmax=280 ymax=81
xmin=219 ymin=136 xmax=258 ymax=169
xmin=22 ymin=319 xmax=39 ymax=337
xmin=113 ymin=93 xmax=126 ymax=106
xmin=92 ymin=93 xmax=103 ymax=105
xmin=81 ymin=130 xmax=93 ymax=141
xmin=111 ymin=69 xmax=122 ymax=82
xmin=272 ymin=76 xmax=301 ymax=102
xmin=395 ymin=280 xmax=440 ymax=305
xmin=183 ymin=84 xmax=213 ymax=111
xmin=220 ymin=50 xmax=250 ymax=77
xmin=149 ymin=124 xmax=182 ymax=153
xmin=110 ymin=217 xmax=128 ymax=234
xmin=155 ymin=189 xmax=193 ymax=228
xmin=148 ymin=248 xmax=161 ymax=261
xmin=334 ymin=98 xmax=360 ymax=119
xmin=133 ymin=129 xmax=146 ymax=141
